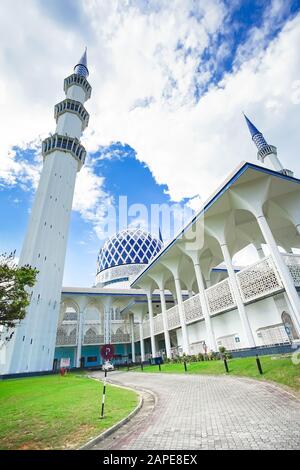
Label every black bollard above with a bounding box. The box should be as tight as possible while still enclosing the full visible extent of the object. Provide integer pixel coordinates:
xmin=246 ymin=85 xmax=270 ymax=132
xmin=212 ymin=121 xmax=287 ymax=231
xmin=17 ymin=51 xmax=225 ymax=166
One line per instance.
xmin=224 ymin=358 xmax=229 ymax=373
xmin=141 ymin=361 xmax=144 ymax=371
xmin=158 ymin=363 xmax=161 ymax=372
xmin=100 ymin=372 xmax=107 ymax=419
xmin=256 ymin=355 xmax=263 ymax=375
xmin=184 ymin=361 xmax=187 ymax=372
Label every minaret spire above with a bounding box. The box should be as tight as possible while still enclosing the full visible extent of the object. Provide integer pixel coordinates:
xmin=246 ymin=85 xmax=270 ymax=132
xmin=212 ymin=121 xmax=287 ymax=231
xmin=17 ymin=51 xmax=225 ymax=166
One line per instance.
xmin=243 ymin=113 xmax=293 ymax=176
xmin=74 ymin=47 xmax=89 ymax=78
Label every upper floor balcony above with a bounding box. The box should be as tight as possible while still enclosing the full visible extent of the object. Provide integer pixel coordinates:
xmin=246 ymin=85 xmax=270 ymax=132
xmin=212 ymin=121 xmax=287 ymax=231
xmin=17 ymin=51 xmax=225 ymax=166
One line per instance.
xmin=139 ymin=253 xmax=300 ymax=340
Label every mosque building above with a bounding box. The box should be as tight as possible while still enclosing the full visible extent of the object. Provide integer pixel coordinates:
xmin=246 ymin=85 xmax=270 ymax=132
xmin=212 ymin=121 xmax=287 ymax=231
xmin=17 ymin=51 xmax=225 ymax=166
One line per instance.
xmin=1 ymin=50 xmax=300 ymax=375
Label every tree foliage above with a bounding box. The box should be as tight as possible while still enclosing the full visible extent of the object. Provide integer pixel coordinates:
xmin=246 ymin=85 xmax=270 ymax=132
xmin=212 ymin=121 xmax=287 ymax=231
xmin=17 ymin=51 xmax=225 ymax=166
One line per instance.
xmin=0 ymin=252 xmax=38 ymax=329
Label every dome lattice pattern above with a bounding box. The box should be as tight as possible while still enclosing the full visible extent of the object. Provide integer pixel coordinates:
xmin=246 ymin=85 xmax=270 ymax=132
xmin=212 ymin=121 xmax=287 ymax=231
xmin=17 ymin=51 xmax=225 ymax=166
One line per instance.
xmin=97 ymin=228 xmax=162 ymax=274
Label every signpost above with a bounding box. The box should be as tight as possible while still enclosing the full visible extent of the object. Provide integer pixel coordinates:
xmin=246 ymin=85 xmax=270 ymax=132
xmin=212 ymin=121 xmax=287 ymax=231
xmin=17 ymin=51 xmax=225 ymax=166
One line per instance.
xmin=60 ymin=357 xmax=70 ymax=368
xmin=101 ymin=344 xmax=115 ymax=361
xmin=60 ymin=357 xmax=70 ymax=375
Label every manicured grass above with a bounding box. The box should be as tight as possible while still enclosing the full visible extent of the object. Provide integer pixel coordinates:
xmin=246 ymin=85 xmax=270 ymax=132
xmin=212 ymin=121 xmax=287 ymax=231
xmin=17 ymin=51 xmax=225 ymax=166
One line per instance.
xmin=135 ymin=354 xmax=300 ymax=391
xmin=0 ymin=373 xmax=138 ymax=450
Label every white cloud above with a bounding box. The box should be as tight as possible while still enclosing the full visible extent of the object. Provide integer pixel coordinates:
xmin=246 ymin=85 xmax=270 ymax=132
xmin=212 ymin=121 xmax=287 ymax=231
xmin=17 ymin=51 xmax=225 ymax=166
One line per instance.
xmin=72 ymin=162 xmax=114 ymax=238
xmin=0 ymin=0 xmax=300 ymax=236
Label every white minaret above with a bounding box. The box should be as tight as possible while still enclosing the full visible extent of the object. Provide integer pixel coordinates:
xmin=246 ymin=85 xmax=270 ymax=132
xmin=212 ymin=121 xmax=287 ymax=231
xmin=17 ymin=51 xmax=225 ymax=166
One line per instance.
xmin=3 ymin=49 xmax=92 ymax=374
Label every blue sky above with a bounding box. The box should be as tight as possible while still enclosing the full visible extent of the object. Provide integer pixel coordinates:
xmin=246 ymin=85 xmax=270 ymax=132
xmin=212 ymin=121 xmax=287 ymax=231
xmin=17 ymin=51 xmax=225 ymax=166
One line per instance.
xmin=1 ymin=0 xmax=300 ymax=286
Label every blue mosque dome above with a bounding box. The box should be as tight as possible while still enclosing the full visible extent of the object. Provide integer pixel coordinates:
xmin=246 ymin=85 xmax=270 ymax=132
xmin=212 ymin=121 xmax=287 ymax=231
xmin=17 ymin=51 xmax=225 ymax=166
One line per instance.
xmin=96 ymin=228 xmax=163 ymax=288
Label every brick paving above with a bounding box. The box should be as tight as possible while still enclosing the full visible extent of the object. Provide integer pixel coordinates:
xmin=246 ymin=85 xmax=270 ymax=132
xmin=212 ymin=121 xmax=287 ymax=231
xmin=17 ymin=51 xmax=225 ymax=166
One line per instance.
xmin=90 ymin=370 xmax=300 ymax=450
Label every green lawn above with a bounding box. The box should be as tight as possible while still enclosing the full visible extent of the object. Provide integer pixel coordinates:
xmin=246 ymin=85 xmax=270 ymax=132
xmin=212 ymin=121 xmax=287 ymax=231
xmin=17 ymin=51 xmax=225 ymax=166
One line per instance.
xmin=136 ymin=354 xmax=300 ymax=391
xmin=0 ymin=373 xmax=138 ymax=450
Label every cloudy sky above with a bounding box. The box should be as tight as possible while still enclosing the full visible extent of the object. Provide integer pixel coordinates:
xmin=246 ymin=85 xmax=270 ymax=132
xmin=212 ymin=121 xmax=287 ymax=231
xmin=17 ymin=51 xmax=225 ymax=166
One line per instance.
xmin=1 ymin=0 xmax=300 ymax=287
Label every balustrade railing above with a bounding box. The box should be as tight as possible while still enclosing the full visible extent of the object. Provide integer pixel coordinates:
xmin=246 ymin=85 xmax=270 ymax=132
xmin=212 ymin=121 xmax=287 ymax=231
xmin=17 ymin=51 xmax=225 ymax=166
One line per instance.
xmin=142 ymin=319 xmax=151 ymax=339
xmin=236 ymin=255 xmax=283 ymax=303
xmin=282 ymin=253 xmax=300 ymax=287
xmin=153 ymin=314 xmax=164 ymax=335
xmin=56 ymin=324 xmax=77 ymax=346
xmin=111 ymin=333 xmax=131 ymax=343
xmin=56 ymin=331 xmax=77 ymax=346
xmin=205 ymin=278 xmax=236 ymax=315
xmin=166 ymin=305 xmax=181 ymax=330
xmin=133 ymin=324 xmax=140 ymax=342
xmin=183 ymin=293 xmax=203 ymax=323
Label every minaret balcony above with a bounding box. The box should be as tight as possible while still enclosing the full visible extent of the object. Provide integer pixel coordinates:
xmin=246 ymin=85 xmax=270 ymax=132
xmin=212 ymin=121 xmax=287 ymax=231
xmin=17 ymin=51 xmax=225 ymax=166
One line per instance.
xmin=64 ymin=74 xmax=92 ymax=101
xmin=257 ymin=144 xmax=277 ymax=162
xmin=42 ymin=133 xmax=86 ymax=169
xmin=54 ymin=98 xmax=89 ymax=130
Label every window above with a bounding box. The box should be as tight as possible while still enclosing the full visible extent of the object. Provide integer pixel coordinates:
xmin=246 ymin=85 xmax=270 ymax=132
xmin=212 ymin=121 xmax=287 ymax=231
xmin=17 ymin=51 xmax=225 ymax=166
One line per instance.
xmin=87 ymin=356 xmax=97 ymax=363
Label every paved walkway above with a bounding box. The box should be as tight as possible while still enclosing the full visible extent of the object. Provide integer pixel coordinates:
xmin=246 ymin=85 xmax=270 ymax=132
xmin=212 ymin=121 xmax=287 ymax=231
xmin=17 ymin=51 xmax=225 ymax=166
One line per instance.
xmin=90 ymin=371 xmax=300 ymax=450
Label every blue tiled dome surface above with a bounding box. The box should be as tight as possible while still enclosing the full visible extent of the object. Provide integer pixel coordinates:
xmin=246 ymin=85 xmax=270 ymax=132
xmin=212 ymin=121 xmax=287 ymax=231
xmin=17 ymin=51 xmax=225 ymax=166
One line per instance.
xmin=97 ymin=228 xmax=163 ymax=274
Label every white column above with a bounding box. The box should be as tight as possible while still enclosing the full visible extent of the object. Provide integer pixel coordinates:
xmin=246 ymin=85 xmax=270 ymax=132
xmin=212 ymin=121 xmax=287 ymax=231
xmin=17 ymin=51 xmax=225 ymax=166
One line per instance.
xmin=254 ymin=243 xmax=265 ymax=260
xmin=220 ymin=243 xmax=256 ymax=347
xmin=139 ymin=321 xmax=145 ymax=362
xmin=159 ymin=289 xmax=172 ymax=359
xmin=76 ymin=310 xmax=83 ymax=368
xmin=130 ymin=314 xmax=136 ymax=363
xmin=146 ymin=293 xmax=156 ymax=357
xmin=174 ymin=277 xmax=190 ymax=354
xmin=257 ymin=215 xmax=300 ymax=331
xmin=193 ymin=262 xmax=217 ymax=351
xmin=188 ymin=289 xmax=193 ymax=298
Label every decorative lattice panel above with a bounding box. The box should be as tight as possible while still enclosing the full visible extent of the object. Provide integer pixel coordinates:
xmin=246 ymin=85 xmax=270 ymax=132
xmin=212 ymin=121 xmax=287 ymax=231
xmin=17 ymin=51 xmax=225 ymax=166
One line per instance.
xmin=133 ymin=324 xmax=140 ymax=342
xmin=96 ymin=263 xmax=145 ymax=285
xmin=111 ymin=332 xmax=130 ymax=343
xmin=167 ymin=305 xmax=181 ymax=330
xmin=56 ymin=326 xmax=77 ymax=346
xmin=142 ymin=320 xmax=151 ymax=339
xmin=83 ymin=325 xmax=104 ymax=345
xmin=153 ymin=314 xmax=164 ymax=335
xmin=111 ymin=322 xmax=131 ymax=344
xmin=216 ymin=334 xmax=237 ymax=351
xmin=63 ymin=310 xmax=77 ymax=321
xmin=183 ymin=294 xmax=203 ymax=323
xmin=237 ymin=256 xmax=283 ymax=303
xmin=205 ymin=278 xmax=236 ymax=315
xmin=282 ymin=254 xmax=300 ymax=287
xmin=257 ymin=324 xmax=290 ymax=346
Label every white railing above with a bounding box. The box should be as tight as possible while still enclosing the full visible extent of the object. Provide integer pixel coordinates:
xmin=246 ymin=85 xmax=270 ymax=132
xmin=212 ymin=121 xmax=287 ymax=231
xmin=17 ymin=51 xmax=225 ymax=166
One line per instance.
xmin=82 ymin=322 xmax=103 ymax=345
xmin=111 ymin=332 xmax=131 ymax=343
xmin=183 ymin=293 xmax=203 ymax=323
xmin=153 ymin=314 xmax=164 ymax=335
xmin=111 ymin=322 xmax=131 ymax=344
xmin=142 ymin=320 xmax=150 ymax=339
xmin=205 ymin=278 xmax=236 ymax=315
xmin=237 ymin=255 xmax=283 ymax=303
xmin=133 ymin=324 xmax=140 ymax=342
xmin=257 ymin=324 xmax=290 ymax=346
xmin=166 ymin=305 xmax=181 ymax=330
xmin=56 ymin=323 xmax=77 ymax=346
xmin=56 ymin=331 xmax=77 ymax=346
xmin=282 ymin=253 xmax=300 ymax=287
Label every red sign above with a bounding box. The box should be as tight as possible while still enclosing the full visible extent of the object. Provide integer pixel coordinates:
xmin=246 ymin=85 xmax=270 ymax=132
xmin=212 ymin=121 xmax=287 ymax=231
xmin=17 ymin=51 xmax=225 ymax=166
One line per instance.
xmin=101 ymin=344 xmax=115 ymax=361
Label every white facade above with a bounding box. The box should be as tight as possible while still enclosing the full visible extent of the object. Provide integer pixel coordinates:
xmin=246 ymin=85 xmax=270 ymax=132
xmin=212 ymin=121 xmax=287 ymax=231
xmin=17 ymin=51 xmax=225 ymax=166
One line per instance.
xmin=2 ymin=60 xmax=300 ymax=376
